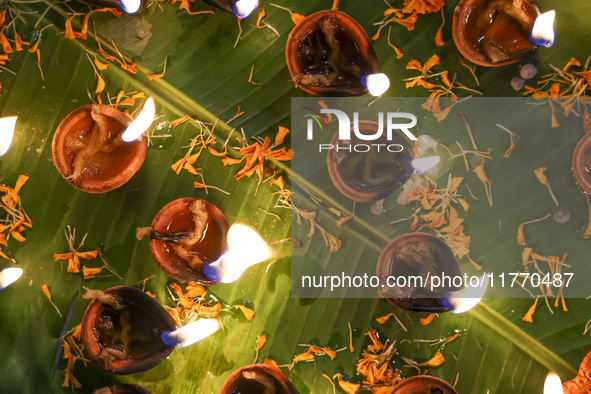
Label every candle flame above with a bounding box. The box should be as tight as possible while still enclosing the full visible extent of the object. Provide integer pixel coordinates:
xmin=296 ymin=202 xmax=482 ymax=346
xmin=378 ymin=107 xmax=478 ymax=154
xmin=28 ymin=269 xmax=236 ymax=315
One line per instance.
xmin=531 ymin=10 xmax=555 ymax=48
xmin=361 ymin=73 xmax=390 ymax=97
xmin=119 ymin=0 xmax=142 ymax=13
xmin=0 ymin=268 xmax=23 ymax=291
xmin=0 ymin=116 xmax=17 ymax=157
xmin=121 ymin=97 xmax=155 ymax=142
xmin=203 ymin=224 xmax=271 ymax=283
xmin=443 ymin=274 xmax=489 ymax=314
xmin=411 ymin=156 xmax=440 ymax=175
xmin=161 ymin=319 xmax=221 ymax=348
xmin=233 ymin=0 xmax=258 ymax=18
xmin=544 ymin=372 xmax=564 ymax=394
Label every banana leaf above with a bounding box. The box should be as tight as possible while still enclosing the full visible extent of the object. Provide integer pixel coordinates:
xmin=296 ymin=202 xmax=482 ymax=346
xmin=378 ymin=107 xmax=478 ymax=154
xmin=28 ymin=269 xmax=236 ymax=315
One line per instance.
xmin=0 ymin=0 xmax=590 ymax=393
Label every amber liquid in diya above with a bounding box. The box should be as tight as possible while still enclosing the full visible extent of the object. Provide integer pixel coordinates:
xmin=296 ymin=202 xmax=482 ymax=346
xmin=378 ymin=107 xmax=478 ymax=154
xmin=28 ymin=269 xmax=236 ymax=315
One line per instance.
xmin=464 ymin=0 xmax=538 ymax=63
xmin=229 ymin=374 xmax=286 ymax=393
xmin=296 ymin=16 xmax=373 ymax=90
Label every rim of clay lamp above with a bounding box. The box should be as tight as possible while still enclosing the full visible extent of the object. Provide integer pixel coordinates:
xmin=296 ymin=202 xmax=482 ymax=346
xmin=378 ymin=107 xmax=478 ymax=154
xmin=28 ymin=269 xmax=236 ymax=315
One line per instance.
xmin=286 ymin=10 xmax=379 ymax=96
xmin=572 ymin=132 xmax=591 ymax=195
xmin=149 ymin=197 xmax=229 ymax=285
xmin=389 ymin=375 xmax=458 ymax=394
xmin=452 ymin=0 xmax=541 ymax=67
xmin=376 ymin=232 xmax=462 ymax=313
xmin=81 ymin=286 xmax=179 ymax=375
xmin=52 ymin=104 xmax=147 ymax=194
xmin=326 ymin=121 xmax=414 ymax=202
xmin=219 ymin=364 xmax=299 ymax=394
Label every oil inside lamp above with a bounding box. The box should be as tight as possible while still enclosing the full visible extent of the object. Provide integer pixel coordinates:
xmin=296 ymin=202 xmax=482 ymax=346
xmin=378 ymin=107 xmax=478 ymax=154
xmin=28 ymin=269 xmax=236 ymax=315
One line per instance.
xmin=119 ymin=0 xmax=142 ymax=13
xmin=411 ymin=156 xmax=441 ymax=175
xmin=389 ymin=375 xmax=457 ymax=393
xmin=530 ymin=10 xmax=556 ymax=47
xmin=0 ymin=116 xmax=17 ymax=157
xmin=572 ymin=133 xmax=591 ymax=195
xmin=544 ymin=372 xmax=564 ymax=394
xmin=161 ymin=318 xmax=221 ymax=348
xmin=219 ymin=364 xmax=299 ymax=394
xmin=361 ymin=73 xmax=391 ymax=97
xmin=202 ymin=224 xmax=271 ymax=283
xmin=121 ymin=97 xmax=155 ymax=142
xmin=441 ymin=274 xmax=489 ymax=314
xmin=0 ymin=267 xmax=23 ymax=291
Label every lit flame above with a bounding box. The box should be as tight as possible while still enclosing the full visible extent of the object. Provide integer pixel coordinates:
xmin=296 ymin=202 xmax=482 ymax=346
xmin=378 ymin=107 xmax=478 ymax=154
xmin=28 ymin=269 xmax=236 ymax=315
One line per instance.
xmin=203 ymin=224 xmax=271 ymax=283
xmin=530 ymin=10 xmax=555 ymax=48
xmin=0 ymin=116 xmax=17 ymax=157
xmin=442 ymin=274 xmax=489 ymax=314
xmin=411 ymin=156 xmax=440 ymax=175
xmin=233 ymin=0 xmax=258 ymax=18
xmin=0 ymin=268 xmax=23 ymax=291
xmin=121 ymin=97 xmax=155 ymax=142
xmin=119 ymin=0 xmax=142 ymax=13
xmin=161 ymin=319 xmax=221 ymax=348
xmin=543 ymin=372 xmax=564 ymax=394
xmin=361 ymin=73 xmax=390 ymax=97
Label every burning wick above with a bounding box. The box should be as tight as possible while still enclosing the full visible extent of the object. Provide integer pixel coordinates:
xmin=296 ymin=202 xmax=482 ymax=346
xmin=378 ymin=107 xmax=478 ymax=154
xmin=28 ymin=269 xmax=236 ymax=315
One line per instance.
xmin=361 ymin=73 xmax=390 ymax=97
xmin=203 ymin=224 xmax=271 ymax=283
xmin=0 ymin=116 xmax=17 ymax=157
xmin=119 ymin=0 xmax=142 ymax=13
xmin=411 ymin=156 xmax=440 ymax=175
xmin=442 ymin=274 xmax=489 ymax=314
xmin=0 ymin=267 xmax=23 ymax=291
xmin=233 ymin=0 xmax=258 ymax=18
xmin=543 ymin=372 xmax=564 ymax=394
xmin=161 ymin=319 xmax=221 ymax=348
xmin=121 ymin=97 xmax=156 ymax=142
xmin=530 ymin=10 xmax=555 ymax=48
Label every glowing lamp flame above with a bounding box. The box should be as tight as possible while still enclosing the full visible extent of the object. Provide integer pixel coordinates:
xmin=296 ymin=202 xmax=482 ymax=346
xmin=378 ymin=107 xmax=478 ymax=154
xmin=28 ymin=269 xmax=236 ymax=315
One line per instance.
xmin=530 ymin=10 xmax=555 ymax=47
xmin=233 ymin=0 xmax=258 ymax=18
xmin=119 ymin=0 xmax=142 ymax=13
xmin=411 ymin=156 xmax=440 ymax=175
xmin=442 ymin=274 xmax=489 ymax=314
xmin=161 ymin=318 xmax=221 ymax=348
xmin=361 ymin=73 xmax=390 ymax=97
xmin=543 ymin=372 xmax=564 ymax=394
xmin=121 ymin=98 xmax=155 ymax=142
xmin=203 ymin=224 xmax=271 ymax=283
xmin=0 ymin=116 xmax=17 ymax=157
xmin=0 ymin=268 xmax=23 ymax=291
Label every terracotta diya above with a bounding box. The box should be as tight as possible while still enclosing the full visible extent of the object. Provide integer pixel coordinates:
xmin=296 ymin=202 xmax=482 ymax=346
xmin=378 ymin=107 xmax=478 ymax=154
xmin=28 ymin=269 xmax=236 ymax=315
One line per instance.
xmin=561 ymin=349 xmax=591 ymax=393
xmin=219 ymin=364 xmax=299 ymax=394
xmin=377 ymin=232 xmax=462 ymax=313
xmin=52 ymin=104 xmax=147 ymax=194
xmin=138 ymin=197 xmax=230 ymax=285
xmin=286 ymin=10 xmax=387 ymax=96
xmin=81 ymin=286 xmax=179 ymax=375
xmin=326 ymin=121 xmax=414 ymax=202
xmin=389 ymin=376 xmax=457 ymax=394
xmin=572 ymin=132 xmax=591 ymax=195
xmin=452 ymin=0 xmax=542 ymax=66
xmin=93 ymin=384 xmax=152 ymax=394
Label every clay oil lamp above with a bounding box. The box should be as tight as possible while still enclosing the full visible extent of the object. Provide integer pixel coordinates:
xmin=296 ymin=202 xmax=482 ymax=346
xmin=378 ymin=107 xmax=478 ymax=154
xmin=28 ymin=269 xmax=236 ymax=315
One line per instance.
xmin=52 ymin=98 xmax=155 ymax=194
xmin=0 ymin=265 xmax=23 ymax=291
xmin=286 ymin=5 xmax=390 ymax=96
xmin=377 ymin=232 xmax=488 ymax=313
xmin=327 ymin=121 xmax=442 ymax=202
xmin=138 ymin=197 xmax=230 ymax=285
xmin=0 ymin=116 xmax=17 ymax=157
xmin=81 ymin=286 xmax=221 ymax=374
xmin=138 ymin=197 xmax=271 ymax=285
xmin=543 ymin=349 xmax=591 ymax=393
xmin=201 ymin=0 xmax=259 ymax=18
xmin=219 ymin=364 xmax=299 ymax=394
xmin=572 ymin=132 xmax=591 ymax=195
xmin=452 ymin=0 xmax=555 ymax=66
xmin=93 ymin=384 xmax=151 ymax=394
xmin=389 ymin=376 xmax=457 ymax=394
